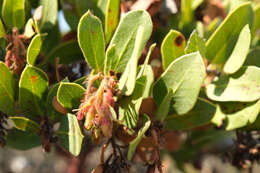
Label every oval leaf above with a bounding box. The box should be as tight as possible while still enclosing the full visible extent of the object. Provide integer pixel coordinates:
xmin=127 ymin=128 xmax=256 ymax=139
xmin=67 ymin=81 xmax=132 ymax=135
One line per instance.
xmin=252 ymin=4 xmax=260 ymax=36
xmin=47 ymin=40 xmax=83 ymax=64
xmin=10 ymin=116 xmax=40 ymax=133
xmin=206 ymin=2 xmax=254 ymax=64
xmin=206 ymin=66 xmax=260 ymax=102
xmin=40 ymin=0 xmax=58 ymax=29
xmin=2 ymin=0 xmax=25 ymax=29
xmin=19 ymin=65 xmax=48 ymax=119
xmin=27 ymin=34 xmax=42 ymax=65
xmin=6 ymin=129 xmax=41 ymax=150
xmin=244 ymin=48 xmax=260 ymax=67
xmin=155 ymin=90 xmax=173 ymax=122
xmin=0 ymin=62 xmax=17 ymax=115
xmin=119 ymin=76 xmax=148 ymax=130
xmin=165 ymin=98 xmax=216 ymax=130
xmin=23 ymin=18 xmax=36 ymax=38
xmin=46 ymin=79 xmax=69 ymax=122
xmin=223 ymin=24 xmax=251 ymax=74
xmin=104 ymin=44 xmax=117 ymax=75
xmin=153 ymin=52 xmax=206 ymax=115
xmin=107 ymin=10 xmax=153 ymax=73
xmin=185 ymin=30 xmax=206 ymax=58
xmin=161 ymin=30 xmax=186 ymax=70
xmin=214 ymin=101 xmax=260 ymax=130
xmin=119 ymin=26 xmax=144 ymax=96
xmin=57 ymin=82 xmax=86 ymax=110
xmin=127 ymin=114 xmax=151 ymax=160
xmin=104 ymin=0 xmax=120 ymax=44
xmin=57 ymin=113 xmax=84 ymax=156
xmin=0 ymin=19 xmax=5 ymax=38
xmin=78 ymin=11 xmax=105 ymax=72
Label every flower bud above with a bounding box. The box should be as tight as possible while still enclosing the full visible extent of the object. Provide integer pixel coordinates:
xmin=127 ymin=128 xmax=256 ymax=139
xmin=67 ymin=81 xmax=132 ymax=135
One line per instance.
xmin=100 ymin=114 xmax=113 ymax=138
xmin=93 ymin=128 xmax=101 ymax=139
xmin=84 ymin=106 xmax=95 ymax=130
xmin=103 ymin=89 xmax=114 ymax=107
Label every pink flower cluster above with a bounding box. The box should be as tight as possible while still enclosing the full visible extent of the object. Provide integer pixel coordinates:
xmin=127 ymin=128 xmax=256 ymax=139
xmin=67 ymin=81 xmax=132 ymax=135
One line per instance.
xmin=76 ymin=73 xmax=117 ymax=139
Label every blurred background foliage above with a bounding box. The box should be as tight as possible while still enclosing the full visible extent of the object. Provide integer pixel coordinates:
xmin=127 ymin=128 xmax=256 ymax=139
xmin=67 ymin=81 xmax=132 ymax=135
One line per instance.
xmin=1 ymin=0 xmax=260 ymax=173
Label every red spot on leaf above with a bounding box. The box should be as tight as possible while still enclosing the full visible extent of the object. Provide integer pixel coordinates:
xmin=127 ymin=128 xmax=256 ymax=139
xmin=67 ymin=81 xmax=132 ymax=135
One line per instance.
xmin=108 ymin=19 xmax=114 ymax=27
xmin=30 ymin=75 xmax=37 ymax=84
xmin=90 ymin=30 xmax=95 ymax=35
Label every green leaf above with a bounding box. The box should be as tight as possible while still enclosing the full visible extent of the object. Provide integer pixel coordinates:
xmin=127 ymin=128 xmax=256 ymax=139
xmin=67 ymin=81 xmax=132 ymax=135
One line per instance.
xmin=27 ymin=34 xmax=42 ymax=65
xmin=136 ymin=45 xmax=155 ymax=98
xmin=196 ymin=22 xmax=204 ymax=38
xmin=137 ymin=65 xmax=154 ymax=98
xmin=214 ymin=101 xmax=260 ymax=130
xmin=41 ymin=24 xmax=61 ymax=54
xmin=104 ymin=0 xmax=120 ymax=44
xmin=119 ymin=26 xmax=144 ymax=96
xmin=19 ymin=65 xmax=48 ymax=119
xmin=161 ymin=30 xmax=186 ymax=70
xmin=0 ymin=62 xmax=17 ymax=115
xmin=104 ymin=44 xmax=117 ymax=75
xmin=179 ymin=0 xmax=195 ymax=35
xmin=185 ymin=30 xmax=206 ymax=58
xmin=6 ymin=129 xmax=41 ymax=150
xmin=73 ymin=76 xmax=87 ymax=87
xmin=223 ymin=24 xmax=251 ymax=74
xmin=244 ymin=48 xmax=260 ymax=67
xmin=57 ymin=82 xmax=86 ymax=110
xmin=252 ymin=4 xmax=260 ymax=36
xmin=28 ymin=0 xmax=38 ymax=8
xmin=138 ymin=43 xmax=156 ymax=78
xmin=60 ymin=0 xmax=80 ymax=31
xmin=206 ymin=2 xmax=254 ymax=64
xmin=205 ymin=18 xmax=220 ymax=39
xmin=153 ymin=52 xmax=206 ymax=115
xmin=23 ymin=18 xmax=36 ymax=38
xmin=107 ymin=10 xmax=153 ymax=73
xmin=46 ymin=78 xmax=69 ymax=122
xmin=2 ymin=0 xmax=25 ymax=29
xmin=119 ymin=76 xmax=147 ymax=130
xmin=211 ymin=104 xmax=226 ymax=127
xmin=118 ymin=67 xmax=153 ymax=127
xmin=192 ymin=0 xmax=203 ymax=9
xmin=47 ymin=40 xmax=83 ymax=64
xmin=0 ymin=19 xmax=5 ymax=38
xmin=227 ymin=0 xmax=251 ymax=12
xmin=57 ymin=113 xmax=84 ymax=156
xmin=165 ymin=98 xmax=216 ymax=130
xmin=74 ymin=0 xmax=96 ymax=16
xmin=78 ymin=11 xmax=105 ymax=72
xmin=127 ymin=114 xmax=151 ymax=160
xmin=40 ymin=0 xmax=58 ymax=29
xmin=155 ymin=90 xmax=173 ymax=122
xmin=206 ymin=66 xmax=260 ymax=102
xmin=61 ymin=0 xmax=96 ymax=31
xmin=10 ymin=116 xmax=40 ymax=133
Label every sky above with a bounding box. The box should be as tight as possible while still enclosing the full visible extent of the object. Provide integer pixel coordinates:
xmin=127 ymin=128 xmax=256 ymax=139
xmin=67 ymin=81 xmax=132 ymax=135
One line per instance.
xmin=58 ymin=11 xmax=71 ymax=33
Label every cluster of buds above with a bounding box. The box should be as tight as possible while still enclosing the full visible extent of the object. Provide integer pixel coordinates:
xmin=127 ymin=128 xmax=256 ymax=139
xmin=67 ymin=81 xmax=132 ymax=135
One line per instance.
xmin=76 ymin=73 xmax=117 ymax=139
xmin=5 ymin=28 xmax=27 ymax=75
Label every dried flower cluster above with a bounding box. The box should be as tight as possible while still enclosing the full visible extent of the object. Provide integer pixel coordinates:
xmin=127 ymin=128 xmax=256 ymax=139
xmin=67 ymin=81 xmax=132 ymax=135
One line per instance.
xmin=233 ymin=131 xmax=260 ymax=169
xmin=5 ymin=28 xmax=27 ymax=75
xmin=76 ymin=73 xmax=118 ymax=139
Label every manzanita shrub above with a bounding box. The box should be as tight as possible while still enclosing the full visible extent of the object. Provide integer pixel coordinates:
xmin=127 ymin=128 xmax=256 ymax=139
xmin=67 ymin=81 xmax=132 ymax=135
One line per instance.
xmin=1 ymin=0 xmax=260 ymax=172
